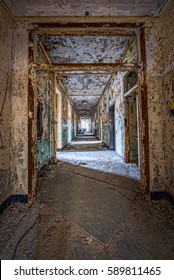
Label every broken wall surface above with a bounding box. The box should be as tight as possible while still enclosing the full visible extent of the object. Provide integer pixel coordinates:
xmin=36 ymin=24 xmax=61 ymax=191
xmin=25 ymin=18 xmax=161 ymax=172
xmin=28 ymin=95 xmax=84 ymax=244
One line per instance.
xmin=10 ymin=23 xmax=28 ymax=196
xmin=159 ymin=0 xmax=174 ymax=195
xmin=0 ymin=2 xmax=13 ymax=204
xmin=145 ymin=0 xmax=174 ymax=195
xmin=36 ymin=71 xmax=53 ymax=170
xmin=111 ymin=73 xmax=125 ymax=158
xmin=61 ymin=89 xmax=69 ymax=148
xmin=93 ymin=73 xmax=125 ymax=157
xmin=125 ymin=96 xmax=138 ymax=163
xmin=58 ymin=86 xmax=75 ymax=148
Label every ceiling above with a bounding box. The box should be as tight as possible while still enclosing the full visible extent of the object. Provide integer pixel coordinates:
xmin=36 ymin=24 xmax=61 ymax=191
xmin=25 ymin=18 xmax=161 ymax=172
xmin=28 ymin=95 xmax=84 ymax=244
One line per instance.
xmin=41 ymin=36 xmax=130 ymax=64
xmin=5 ymin=0 xmax=169 ymax=117
xmin=41 ymin=35 xmax=133 ymax=117
xmin=7 ymin=0 xmax=168 ymax=17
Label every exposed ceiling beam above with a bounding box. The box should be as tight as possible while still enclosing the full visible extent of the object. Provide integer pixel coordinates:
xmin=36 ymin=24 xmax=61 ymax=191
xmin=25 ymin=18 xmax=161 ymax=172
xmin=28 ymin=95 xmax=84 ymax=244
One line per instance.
xmin=38 ymin=41 xmax=52 ymax=64
xmin=17 ymin=16 xmax=157 ymax=24
xmin=37 ymin=28 xmax=135 ymax=36
xmin=33 ymin=63 xmax=138 ymax=72
xmin=124 ymin=84 xmax=138 ymax=97
xmin=57 ymin=72 xmax=113 ymax=77
xmin=35 ymin=22 xmax=143 ymax=28
xmin=69 ymin=94 xmax=101 ymax=96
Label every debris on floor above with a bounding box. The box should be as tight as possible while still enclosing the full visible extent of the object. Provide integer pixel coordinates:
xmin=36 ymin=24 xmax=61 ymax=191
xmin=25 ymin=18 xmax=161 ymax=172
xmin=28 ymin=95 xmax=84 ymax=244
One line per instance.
xmin=0 ymin=161 xmax=174 ymax=260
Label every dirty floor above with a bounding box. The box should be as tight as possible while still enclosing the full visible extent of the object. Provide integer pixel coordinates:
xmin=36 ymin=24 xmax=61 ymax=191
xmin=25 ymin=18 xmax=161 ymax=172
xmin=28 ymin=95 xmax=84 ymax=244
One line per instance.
xmin=0 ymin=142 xmax=174 ymax=259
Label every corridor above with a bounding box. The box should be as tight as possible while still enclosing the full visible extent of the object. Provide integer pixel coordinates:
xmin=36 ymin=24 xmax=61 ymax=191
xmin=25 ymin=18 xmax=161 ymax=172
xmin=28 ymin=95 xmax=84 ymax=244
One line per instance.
xmin=0 ymin=0 xmax=174 ymax=261
xmin=57 ymin=136 xmax=140 ymax=180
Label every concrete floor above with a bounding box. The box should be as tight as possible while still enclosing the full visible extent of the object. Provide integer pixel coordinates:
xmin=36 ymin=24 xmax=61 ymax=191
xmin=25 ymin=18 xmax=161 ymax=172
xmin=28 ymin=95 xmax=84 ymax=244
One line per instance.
xmin=57 ymin=139 xmax=140 ymax=180
xmin=0 ymin=141 xmax=174 ymax=259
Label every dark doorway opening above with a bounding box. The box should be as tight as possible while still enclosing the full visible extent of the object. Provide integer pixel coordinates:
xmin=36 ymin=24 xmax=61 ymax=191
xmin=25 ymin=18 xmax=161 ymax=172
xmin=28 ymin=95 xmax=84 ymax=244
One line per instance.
xmin=109 ymin=104 xmax=115 ymax=150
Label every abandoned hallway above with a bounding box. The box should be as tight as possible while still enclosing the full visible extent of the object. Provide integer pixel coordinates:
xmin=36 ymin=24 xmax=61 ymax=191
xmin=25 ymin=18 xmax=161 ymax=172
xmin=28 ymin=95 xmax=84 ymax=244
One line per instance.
xmin=1 ymin=145 xmax=174 ymax=259
xmin=0 ymin=0 xmax=174 ymax=259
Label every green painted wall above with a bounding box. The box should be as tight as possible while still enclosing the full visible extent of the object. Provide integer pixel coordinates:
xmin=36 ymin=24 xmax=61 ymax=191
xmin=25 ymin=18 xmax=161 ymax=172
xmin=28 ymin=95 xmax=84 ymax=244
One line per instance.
xmin=36 ymin=71 xmax=53 ymax=170
xmin=37 ymin=104 xmax=53 ymax=168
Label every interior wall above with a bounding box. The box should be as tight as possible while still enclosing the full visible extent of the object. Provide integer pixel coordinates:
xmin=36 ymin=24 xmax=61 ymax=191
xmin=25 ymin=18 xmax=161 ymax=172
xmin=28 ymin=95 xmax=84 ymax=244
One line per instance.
xmin=125 ymin=96 xmax=138 ymax=163
xmin=0 ymin=2 xmax=13 ymax=204
xmin=159 ymin=1 xmax=174 ymax=195
xmin=36 ymin=71 xmax=53 ymax=170
xmin=67 ymin=100 xmax=72 ymax=143
xmin=145 ymin=1 xmax=174 ymax=195
xmin=112 ymin=74 xmax=125 ymax=158
xmin=56 ymin=89 xmax=62 ymax=150
xmin=58 ymin=83 xmax=76 ymax=148
xmin=93 ymin=73 xmax=125 ymax=157
xmin=10 ymin=23 xmax=29 ymax=196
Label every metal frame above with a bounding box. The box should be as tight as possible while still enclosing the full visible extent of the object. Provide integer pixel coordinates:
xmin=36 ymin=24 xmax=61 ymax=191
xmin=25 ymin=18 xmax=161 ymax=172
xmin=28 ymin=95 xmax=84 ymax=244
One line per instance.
xmin=28 ymin=22 xmax=150 ymax=201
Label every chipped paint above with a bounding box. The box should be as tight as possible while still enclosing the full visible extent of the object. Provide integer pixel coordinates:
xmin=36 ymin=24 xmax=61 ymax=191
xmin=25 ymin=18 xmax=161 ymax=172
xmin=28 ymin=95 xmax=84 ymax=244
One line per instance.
xmin=11 ymin=23 xmax=29 ymax=196
xmin=0 ymin=2 xmax=13 ymax=204
xmin=36 ymin=71 xmax=53 ymax=170
xmin=145 ymin=0 xmax=174 ymax=196
xmin=0 ymin=0 xmax=174 ymax=207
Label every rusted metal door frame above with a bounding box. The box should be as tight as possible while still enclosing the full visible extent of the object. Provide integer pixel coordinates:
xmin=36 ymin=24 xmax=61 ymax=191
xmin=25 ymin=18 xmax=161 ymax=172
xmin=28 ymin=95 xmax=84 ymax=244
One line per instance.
xmin=137 ymin=26 xmax=150 ymax=198
xmin=28 ymin=22 xmax=150 ymax=201
xmin=28 ymin=30 xmax=38 ymax=202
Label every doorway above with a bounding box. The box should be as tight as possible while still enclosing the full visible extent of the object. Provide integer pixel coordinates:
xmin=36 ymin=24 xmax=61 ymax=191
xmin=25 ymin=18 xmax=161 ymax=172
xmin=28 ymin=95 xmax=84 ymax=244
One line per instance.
xmin=28 ymin=23 xmax=149 ymax=201
xmin=109 ymin=104 xmax=115 ymax=150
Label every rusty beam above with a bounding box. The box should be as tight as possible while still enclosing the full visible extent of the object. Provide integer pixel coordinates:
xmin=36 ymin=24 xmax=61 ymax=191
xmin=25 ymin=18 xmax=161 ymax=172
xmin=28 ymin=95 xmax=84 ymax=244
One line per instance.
xmin=69 ymin=94 xmax=101 ymax=97
xmin=38 ymin=41 xmax=52 ymax=64
xmin=57 ymin=72 xmax=113 ymax=77
xmin=33 ymin=22 xmax=143 ymax=28
xmin=28 ymin=31 xmax=37 ymax=202
xmin=34 ymin=63 xmax=138 ymax=72
xmin=52 ymin=73 xmax=57 ymax=163
xmin=138 ymin=26 xmax=150 ymax=199
xmin=17 ymin=16 xmax=156 ymax=24
xmin=124 ymin=84 xmax=138 ymax=97
xmin=37 ymin=28 xmax=135 ymax=36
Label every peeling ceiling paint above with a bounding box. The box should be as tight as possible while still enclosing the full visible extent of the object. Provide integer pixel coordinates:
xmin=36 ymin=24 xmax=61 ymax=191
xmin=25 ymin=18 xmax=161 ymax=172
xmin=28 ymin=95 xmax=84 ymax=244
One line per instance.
xmin=41 ymin=35 xmax=133 ymax=117
xmin=62 ymin=74 xmax=111 ymax=116
xmin=41 ymin=36 xmax=131 ymax=64
xmin=4 ymin=0 xmax=168 ymax=117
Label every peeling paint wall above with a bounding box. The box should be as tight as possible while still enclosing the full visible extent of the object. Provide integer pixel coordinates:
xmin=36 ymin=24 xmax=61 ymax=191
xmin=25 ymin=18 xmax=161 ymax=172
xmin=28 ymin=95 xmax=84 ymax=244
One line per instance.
xmin=158 ymin=1 xmax=174 ymax=195
xmin=61 ymin=89 xmax=69 ymax=148
xmin=58 ymin=85 xmax=76 ymax=148
xmin=93 ymin=67 xmax=139 ymax=162
xmin=36 ymin=71 xmax=53 ymax=170
xmin=0 ymin=2 xmax=13 ymax=203
xmin=145 ymin=0 xmax=174 ymax=195
xmin=124 ymin=71 xmax=138 ymax=163
xmin=111 ymin=74 xmax=125 ymax=158
xmin=93 ymin=72 xmax=126 ymax=157
xmin=125 ymin=96 xmax=138 ymax=163
xmin=10 ymin=23 xmax=28 ymax=195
